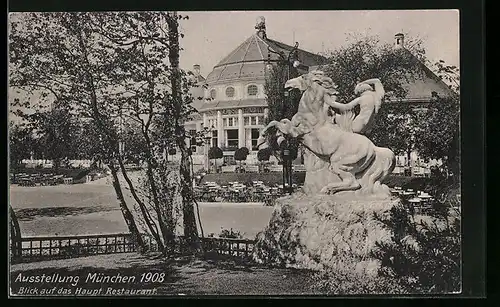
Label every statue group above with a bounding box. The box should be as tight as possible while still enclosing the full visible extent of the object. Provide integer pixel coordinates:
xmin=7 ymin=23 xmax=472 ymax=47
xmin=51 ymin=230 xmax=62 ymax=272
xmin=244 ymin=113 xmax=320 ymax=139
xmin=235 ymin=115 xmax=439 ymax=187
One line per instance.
xmin=258 ymin=71 xmax=395 ymax=197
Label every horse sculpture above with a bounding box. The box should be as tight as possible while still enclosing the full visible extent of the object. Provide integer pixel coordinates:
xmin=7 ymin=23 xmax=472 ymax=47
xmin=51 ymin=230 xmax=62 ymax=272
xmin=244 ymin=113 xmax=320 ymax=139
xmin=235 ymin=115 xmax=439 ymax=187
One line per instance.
xmin=258 ymin=72 xmax=395 ymax=196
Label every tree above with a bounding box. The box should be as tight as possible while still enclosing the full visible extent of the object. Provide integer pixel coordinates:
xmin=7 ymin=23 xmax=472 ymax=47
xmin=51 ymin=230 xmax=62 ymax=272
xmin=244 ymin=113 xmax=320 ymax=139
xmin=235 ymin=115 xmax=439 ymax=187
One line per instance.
xmin=265 ymin=62 xmax=302 ymax=123
xmin=369 ymin=102 xmax=425 ymax=166
xmin=264 ymin=61 xmax=302 ymax=159
xmin=413 ymin=96 xmax=460 ymax=181
xmin=26 ymin=106 xmax=79 ymax=171
xmin=208 ymin=146 xmax=223 ymax=172
xmin=9 ymin=12 xmax=148 ymax=250
xmin=165 ymin=11 xmax=199 ymax=250
xmin=433 ymin=60 xmax=460 ymax=93
xmin=234 ymin=147 xmax=249 ymax=172
xmin=9 ymin=121 xmax=35 ymax=171
xmin=320 ymin=34 xmax=426 ymax=104
xmin=9 ymin=205 xmax=22 ymax=260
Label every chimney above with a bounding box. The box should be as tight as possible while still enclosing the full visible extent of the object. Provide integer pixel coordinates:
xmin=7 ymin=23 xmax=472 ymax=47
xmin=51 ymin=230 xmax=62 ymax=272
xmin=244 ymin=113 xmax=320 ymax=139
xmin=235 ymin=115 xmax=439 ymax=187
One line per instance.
xmin=255 ymin=16 xmax=267 ymax=39
xmin=193 ymin=64 xmax=200 ymax=77
xmin=394 ymin=33 xmax=405 ymax=49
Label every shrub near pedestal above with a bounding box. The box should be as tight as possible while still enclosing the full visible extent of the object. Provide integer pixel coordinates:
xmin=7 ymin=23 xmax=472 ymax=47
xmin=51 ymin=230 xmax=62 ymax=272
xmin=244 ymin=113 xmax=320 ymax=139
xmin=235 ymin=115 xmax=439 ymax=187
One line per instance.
xmin=252 ymin=192 xmax=410 ymax=293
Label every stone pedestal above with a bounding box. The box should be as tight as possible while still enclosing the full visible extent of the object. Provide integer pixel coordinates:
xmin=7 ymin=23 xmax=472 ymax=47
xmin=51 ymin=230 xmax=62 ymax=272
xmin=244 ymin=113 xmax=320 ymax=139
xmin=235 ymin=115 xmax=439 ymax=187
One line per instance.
xmin=253 ymin=193 xmax=402 ymax=277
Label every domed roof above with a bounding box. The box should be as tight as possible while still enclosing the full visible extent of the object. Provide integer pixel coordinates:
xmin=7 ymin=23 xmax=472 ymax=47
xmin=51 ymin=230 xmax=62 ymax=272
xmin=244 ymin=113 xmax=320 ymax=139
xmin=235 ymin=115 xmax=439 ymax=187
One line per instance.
xmin=205 ymin=33 xmax=326 ymax=85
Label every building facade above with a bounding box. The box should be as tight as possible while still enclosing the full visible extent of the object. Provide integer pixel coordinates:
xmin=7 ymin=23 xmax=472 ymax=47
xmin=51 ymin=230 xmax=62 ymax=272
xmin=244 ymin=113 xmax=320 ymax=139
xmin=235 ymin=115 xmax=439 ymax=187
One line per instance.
xmin=184 ymin=17 xmax=325 ymax=168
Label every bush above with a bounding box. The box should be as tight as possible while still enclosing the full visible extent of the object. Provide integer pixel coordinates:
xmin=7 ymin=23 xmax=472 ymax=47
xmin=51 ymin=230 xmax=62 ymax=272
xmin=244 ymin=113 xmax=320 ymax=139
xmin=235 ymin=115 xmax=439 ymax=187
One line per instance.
xmin=208 ymin=147 xmax=223 ymax=160
xmin=208 ymin=228 xmax=244 ymax=239
xmin=371 ymin=187 xmax=461 ymax=293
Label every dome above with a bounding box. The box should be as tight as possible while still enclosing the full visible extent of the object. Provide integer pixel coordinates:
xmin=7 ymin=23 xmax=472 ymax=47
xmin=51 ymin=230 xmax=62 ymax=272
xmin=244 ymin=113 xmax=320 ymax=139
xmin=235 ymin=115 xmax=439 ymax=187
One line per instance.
xmin=205 ymin=33 xmax=326 ymax=84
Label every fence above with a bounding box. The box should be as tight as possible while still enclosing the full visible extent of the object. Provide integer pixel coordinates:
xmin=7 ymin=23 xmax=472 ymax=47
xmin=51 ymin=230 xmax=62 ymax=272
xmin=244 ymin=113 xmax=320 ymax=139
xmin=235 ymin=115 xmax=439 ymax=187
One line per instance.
xmin=184 ymin=236 xmax=255 ymax=260
xmin=11 ymin=233 xmax=158 ymax=263
xmin=10 ymin=233 xmax=256 ymax=263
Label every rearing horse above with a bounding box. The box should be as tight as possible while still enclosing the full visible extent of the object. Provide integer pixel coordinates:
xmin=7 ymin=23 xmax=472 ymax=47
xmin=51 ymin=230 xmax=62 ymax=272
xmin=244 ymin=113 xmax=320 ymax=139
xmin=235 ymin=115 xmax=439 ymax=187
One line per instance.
xmin=259 ymin=72 xmax=395 ymax=195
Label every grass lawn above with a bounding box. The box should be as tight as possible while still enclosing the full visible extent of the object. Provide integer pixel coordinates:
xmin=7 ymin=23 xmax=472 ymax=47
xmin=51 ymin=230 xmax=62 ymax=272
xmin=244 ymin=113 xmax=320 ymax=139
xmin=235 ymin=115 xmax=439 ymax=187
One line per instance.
xmin=10 ymin=252 xmax=320 ymax=296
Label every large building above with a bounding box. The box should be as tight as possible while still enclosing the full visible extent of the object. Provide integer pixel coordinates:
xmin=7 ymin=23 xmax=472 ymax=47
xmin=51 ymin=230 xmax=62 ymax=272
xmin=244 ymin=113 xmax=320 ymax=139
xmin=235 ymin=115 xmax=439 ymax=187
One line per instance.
xmin=184 ymin=17 xmax=326 ymax=167
xmin=183 ymin=17 xmax=458 ymax=174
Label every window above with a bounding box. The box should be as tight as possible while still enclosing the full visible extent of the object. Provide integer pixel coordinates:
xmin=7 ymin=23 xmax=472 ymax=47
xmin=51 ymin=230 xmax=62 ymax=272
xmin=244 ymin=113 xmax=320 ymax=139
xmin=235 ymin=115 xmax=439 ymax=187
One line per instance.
xmin=251 ymin=129 xmax=260 ymax=150
xmin=225 ymin=87 xmax=235 ymax=98
xmin=210 ymin=89 xmax=217 ymax=99
xmin=189 ymin=129 xmax=196 ymax=137
xmin=247 ymin=85 xmax=258 ymax=96
xmin=251 ymin=116 xmax=257 ymax=125
xmin=244 ymin=116 xmax=250 ymax=126
xmin=258 ymin=116 xmax=265 ymax=125
xmin=212 ymin=131 xmax=218 ymax=147
xmin=228 ymin=118 xmax=234 ymax=127
xmin=226 ymin=129 xmax=238 ymax=147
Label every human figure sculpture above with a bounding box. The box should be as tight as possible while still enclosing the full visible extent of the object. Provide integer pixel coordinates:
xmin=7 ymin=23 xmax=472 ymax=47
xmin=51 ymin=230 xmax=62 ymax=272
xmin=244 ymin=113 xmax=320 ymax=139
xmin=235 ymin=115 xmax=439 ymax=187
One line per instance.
xmin=258 ymin=72 xmax=395 ymax=196
xmin=324 ymin=78 xmax=385 ymax=135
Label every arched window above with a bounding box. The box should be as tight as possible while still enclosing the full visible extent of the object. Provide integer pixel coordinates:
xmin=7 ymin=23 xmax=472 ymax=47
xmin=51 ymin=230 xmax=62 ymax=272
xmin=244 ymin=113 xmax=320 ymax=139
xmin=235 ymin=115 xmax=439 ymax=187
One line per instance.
xmin=225 ymin=87 xmax=235 ymax=98
xmin=247 ymin=85 xmax=258 ymax=96
xmin=209 ymin=89 xmax=217 ymax=100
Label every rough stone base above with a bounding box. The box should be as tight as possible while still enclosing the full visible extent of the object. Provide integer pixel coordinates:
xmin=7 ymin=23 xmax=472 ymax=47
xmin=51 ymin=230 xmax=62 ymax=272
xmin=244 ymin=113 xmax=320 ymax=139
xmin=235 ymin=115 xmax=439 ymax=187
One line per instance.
xmin=253 ymin=192 xmax=402 ymax=277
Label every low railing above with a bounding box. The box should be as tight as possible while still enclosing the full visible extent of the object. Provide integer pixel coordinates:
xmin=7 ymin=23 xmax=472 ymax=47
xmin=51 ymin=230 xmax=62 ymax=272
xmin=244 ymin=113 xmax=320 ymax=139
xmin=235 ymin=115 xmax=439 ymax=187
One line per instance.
xmin=11 ymin=233 xmax=158 ymax=263
xmin=176 ymin=236 xmax=256 ymax=260
xmin=11 ymin=233 xmax=256 ymax=263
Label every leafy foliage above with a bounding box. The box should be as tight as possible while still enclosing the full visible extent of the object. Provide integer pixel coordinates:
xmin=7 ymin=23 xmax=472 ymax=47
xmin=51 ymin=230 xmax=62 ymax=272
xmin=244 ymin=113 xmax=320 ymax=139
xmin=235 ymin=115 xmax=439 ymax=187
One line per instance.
xmin=264 ymin=57 xmax=302 ymax=160
xmin=234 ymin=147 xmax=249 ymax=163
xmin=209 ymin=228 xmax=244 ymax=239
xmin=320 ymin=34 xmax=427 ymax=103
xmin=264 ymin=62 xmax=302 ymax=122
xmin=433 ymin=60 xmax=460 ymax=93
xmin=208 ymin=146 xmax=223 ymax=160
xmin=371 ymin=193 xmax=461 ymax=293
xmin=369 ymin=102 xmax=422 ymax=157
xmin=24 ymin=107 xmax=80 ymax=169
xmin=9 ymin=11 xmax=201 ymax=252
xmin=257 ymin=147 xmax=272 ymax=162
xmin=9 ymin=122 xmax=35 ymax=169
xmin=413 ymin=96 xmax=460 ymax=179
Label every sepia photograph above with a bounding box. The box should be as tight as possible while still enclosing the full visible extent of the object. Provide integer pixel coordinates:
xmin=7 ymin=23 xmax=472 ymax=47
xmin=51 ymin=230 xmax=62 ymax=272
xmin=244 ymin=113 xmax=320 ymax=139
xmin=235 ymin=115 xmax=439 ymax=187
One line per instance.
xmin=8 ymin=10 xmax=463 ymax=297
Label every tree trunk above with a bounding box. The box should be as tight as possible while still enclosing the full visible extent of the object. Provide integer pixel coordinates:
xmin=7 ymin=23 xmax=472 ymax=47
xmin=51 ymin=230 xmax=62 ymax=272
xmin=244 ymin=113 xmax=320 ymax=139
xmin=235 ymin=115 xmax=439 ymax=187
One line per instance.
xmin=166 ymin=12 xmax=199 ymax=252
xmin=107 ymin=160 xmax=146 ymax=252
xmin=9 ymin=205 xmax=22 ymax=260
xmin=116 ymin=155 xmax=165 ymax=253
xmin=407 ymin=148 xmax=412 ymax=176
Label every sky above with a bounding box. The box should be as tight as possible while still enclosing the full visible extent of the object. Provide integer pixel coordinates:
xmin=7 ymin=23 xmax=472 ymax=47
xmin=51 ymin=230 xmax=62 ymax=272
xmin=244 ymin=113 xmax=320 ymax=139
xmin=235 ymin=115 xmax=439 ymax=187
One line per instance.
xmin=176 ymin=10 xmax=460 ymax=77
